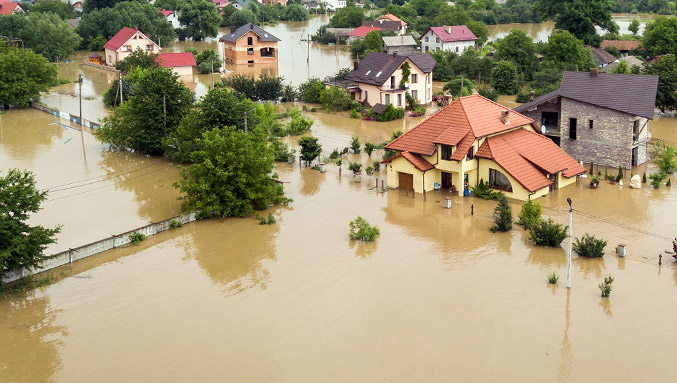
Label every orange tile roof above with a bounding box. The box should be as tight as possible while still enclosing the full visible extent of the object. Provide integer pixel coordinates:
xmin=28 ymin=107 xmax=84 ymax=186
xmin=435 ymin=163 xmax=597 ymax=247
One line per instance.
xmin=386 ymin=94 xmax=534 ymax=156
xmin=450 ymin=132 xmax=474 ymax=161
xmin=601 ymin=40 xmax=640 ymax=51
xmin=476 ymin=128 xmax=586 ymax=192
xmin=381 ymin=151 xmax=435 ymax=172
xmin=378 ymin=12 xmax=406 ymax=26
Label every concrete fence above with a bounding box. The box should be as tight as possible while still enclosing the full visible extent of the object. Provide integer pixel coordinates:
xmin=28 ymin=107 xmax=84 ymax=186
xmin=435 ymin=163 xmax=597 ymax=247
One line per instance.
xmin=1 ymin=211 xmax=199 ymax=284
xmin=30 ymin=102 xmax=101 ymax=130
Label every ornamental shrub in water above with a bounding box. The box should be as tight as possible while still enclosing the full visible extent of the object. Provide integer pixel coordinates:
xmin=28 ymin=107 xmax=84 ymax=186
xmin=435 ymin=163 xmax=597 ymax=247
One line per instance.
xmin=573 ymin=234 xmax=607 ymax=258
xmin=349 ymin=216 xmax=380 ymax=241
xmin=517 ymin=200 xmax=542 ymax=230
xmin=529 ymin=218 xmax=567 ymax=247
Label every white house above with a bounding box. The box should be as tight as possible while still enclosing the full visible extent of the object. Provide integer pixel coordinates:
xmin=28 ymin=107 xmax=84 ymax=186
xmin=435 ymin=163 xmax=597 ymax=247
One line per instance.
xmin=420 ymin=25 xmax=477 ymax=54
xmin=159 ymin=10 xmax=181 ymax=29
xmin=323 ymin=0 xmax=346 ymax=9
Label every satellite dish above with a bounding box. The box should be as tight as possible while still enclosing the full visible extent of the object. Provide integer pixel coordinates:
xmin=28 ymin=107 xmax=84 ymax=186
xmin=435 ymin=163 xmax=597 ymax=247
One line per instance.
xmin=541 ymin=125 xmax=546 ymax=134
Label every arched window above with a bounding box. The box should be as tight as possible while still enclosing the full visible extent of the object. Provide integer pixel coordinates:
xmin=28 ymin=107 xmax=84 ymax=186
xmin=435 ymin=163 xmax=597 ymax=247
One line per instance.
xmin=489 ymin=168 xmax=513 ymax=192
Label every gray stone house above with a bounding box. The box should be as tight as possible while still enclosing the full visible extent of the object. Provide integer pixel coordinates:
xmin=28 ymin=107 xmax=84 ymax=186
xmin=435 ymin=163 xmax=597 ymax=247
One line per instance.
xmin=514 ymin=69 xmax=658 ymax=168
xmin=382 ymin=35 xmax=418 ymax=55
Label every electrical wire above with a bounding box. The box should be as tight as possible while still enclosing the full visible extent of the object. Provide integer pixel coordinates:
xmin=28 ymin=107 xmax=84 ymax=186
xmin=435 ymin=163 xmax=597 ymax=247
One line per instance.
xmin=45 ymin=162 xmax=163 ymax=192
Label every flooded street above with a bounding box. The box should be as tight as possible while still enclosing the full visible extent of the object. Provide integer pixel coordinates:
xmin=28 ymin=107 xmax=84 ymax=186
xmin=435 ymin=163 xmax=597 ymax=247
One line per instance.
xmin=2 ymin=14 xmax=677 ymax=382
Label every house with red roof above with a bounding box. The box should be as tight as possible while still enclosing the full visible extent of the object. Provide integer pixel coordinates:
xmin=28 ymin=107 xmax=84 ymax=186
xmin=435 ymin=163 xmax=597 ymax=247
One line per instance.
xmin=376 ymin=12 xmax=407 ymax=34
xmin=159 ymin=9 xmax=180 ymax=29
xmin=348 ymin=25 xmax=381 ymax=43
xmin=420 ymin=25 xmax=477 ymax=54
xmin=0 ymin=1 xmax=24 ymax=15
xmin=382 ymin=94 xmax=586 ymax=200
xmin=104 ymin=27 xmax=161 ymax=67
xmin=156 ymin=52 xmax=197 ymax=77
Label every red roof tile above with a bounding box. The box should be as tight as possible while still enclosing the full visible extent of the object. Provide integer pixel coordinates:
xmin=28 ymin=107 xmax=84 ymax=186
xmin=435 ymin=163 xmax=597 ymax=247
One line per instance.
xmin=349 ymin=26 xmax=381 ymax=38
xmin=104 ymin=27 xmax=158 ymax=51
xmin=601 ymin=40 xmax=640 ymax=51
xmin=156 ymin=52 xmax=196 ymax=67
xmin=377 ymin=12 xmax=406 ymax=26
xmin=424 ymin=26 xmax=477 ymax=42
xmin=450 ymin=132 xmax=474 ymax=161
xmin=381 ymin=151 xmax=435 ymax=172
xmin=158 ymin=9 xmax=174 ymax=17
xmin=0 ymin=1 xmax=21 ymax=15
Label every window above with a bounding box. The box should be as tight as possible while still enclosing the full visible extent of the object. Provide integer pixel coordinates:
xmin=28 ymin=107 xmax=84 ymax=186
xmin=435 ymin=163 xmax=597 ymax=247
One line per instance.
xmin=466 ymin=146 xmax=474 ymax=160
xmin=489 ymin=169 xmax=513 ymax=192
xmin=247 ymin=37 xmax=253 ymax=45
xmin=411 ymin=90 xmax=418 ymax=100
xmin=425 ymin=37 xmax=429 ymax=42
xmin=589 ymin=119 xmax=593 ymax=129
xmin=411 ymin=73 xmax=418 ymax=83
xmin=248 ymin=48 xmax=254 ymax=55
xmin=146 ymin=44 xmax=153 ymax=51
xmin=569 ymin=118 xmax=577 ymax=140
xmin=365 ymin=91 xmax=368 ymax=101
xmin=390 ymin=76 xmax=395 ymax=89
xmin=385 ymin=94 xmax=391 ymax=105
xmin=441 ymin=145 xmax=452 ymax=160
xmin=436 ymin=37 xmax=440 ymax=43
xmin=397 ymin=94 xmax=402 ymax=106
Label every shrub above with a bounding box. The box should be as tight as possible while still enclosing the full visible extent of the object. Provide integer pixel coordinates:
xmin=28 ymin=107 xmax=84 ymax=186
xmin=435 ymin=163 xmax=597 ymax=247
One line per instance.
xmin=129 ymin=232 xmax=145 ymax=244
xmin=471 ymin=179 xmax=502 ymax=200
xmin=548 ymin=272 xmax=559 ymax=284
xmin=517 ymin=200 xmax=542 ymax=230
xmin=169 ymin=219 xmax=182 ymax=229
xmin=365 ymin=165 xmax=374 ymax=176
xmin=668 ymin=178 xmax=672 ymax=186
xmin=573 ymin=234 xmax=607 ymax=258
xmin=351 ymin=136 xmax=361 ymax=153
xmin=515 ymin=91 xmax=531 ymax=103
xmin=286 ymin=108 xmax=313 ymax=135
xmin=372 ymin=159 xmax=380 ymax=172
xmin=348 ymin=161 xmax=362 ymax=174
xmin=649 ymin=172 xmax=665 ymax=188
xmin=478 ymin=87 xmax=498 ymax=101
xmin=642 ymin=172 xmax=647 ymax=183
xmin=491 ymin=194 xmax=512 ymax=232
xmin=350 ymin=109 xmax=361 ymax=118
xmin=329 ymin=148 xmax=339 ymax=159
xmin=267 ymin=213 xmax=276 ymax=224
xmin=529 ymin=218 xmax=568 ymax=246
xmin=320 ymin=86 xmax=353 ymax=111
xmin=616 ymin=164 xmax=623 ymax=182
xmin=377 ymin=104 xmax=405 ymax=121
xmin=281 ymin=84 xmax=298 ymax=102
xmin=364 ymin=142 xmax=374 ymax=156
xmin=599 ymin=275 xmax=614 ymax=297
xmin=271 ymin=140 xmax=291 ymax=162
xmin=349 ymin=216 xmax=380 ymax=241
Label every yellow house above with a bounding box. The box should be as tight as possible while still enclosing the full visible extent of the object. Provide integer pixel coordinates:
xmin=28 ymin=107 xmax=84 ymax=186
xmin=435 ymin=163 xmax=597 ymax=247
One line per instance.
xmin=344 ymin=52 xmax=435 ymax=107
xmin=103 ymin=27 xmax=161 ymax=67
xmin=382 ymin=95 xmax=586 ymax=200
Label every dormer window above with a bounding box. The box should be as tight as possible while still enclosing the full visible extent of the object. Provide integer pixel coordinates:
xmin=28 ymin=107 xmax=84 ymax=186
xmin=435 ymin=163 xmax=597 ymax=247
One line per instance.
xmin=441 ymin=145 xmax=452 ymax=160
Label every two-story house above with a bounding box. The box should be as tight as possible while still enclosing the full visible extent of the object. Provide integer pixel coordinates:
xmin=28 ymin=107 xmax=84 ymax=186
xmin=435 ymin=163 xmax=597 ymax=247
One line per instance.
xmin=419 ymin=26 xmax=477 ymax=53
xmin=104 ymin=28 xmax=161 ymax=67
xmin=343 ymin=52 xmax=435 ymax=108
xmin=0 ymin=1 xmax=24 ymax=15
xmin=220 ymin=23 xmax=280 ymax=65
xmin=382 ymin=95 xmax=586 ymax=201
xmin=159 ymin=9 xmax=181 ymax=29
xmin=361 ymin=19 xmax=405 ymax=36
xmin=376 ymin=12 xmax=407 ymax=34
xmin=514 ymin=69 xmax=659 ymax=168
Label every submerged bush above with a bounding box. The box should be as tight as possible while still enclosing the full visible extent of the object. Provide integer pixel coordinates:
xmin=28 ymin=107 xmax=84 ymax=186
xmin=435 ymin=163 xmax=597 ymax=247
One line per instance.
xmin=491 ymin=194 xmax=512 ymax=232
xmin=573 ymin=234 xmax=607 ymax=258
xmin=529 ymin=218 xmax=568 ymax=247
xmin=599 ymin=275 xmax=614 ymax=297
xmin=471 ymin=179 xmax=502 ymax=200
xmin=129 ymin=232 xmax=145 ymax=244
xmin=517 ymin=200 xmax=542 ymax=230
xmin=349 ymin=216 xmax=380 ymax=241
xmin=548 ymin=272 xmax=559 ymax=284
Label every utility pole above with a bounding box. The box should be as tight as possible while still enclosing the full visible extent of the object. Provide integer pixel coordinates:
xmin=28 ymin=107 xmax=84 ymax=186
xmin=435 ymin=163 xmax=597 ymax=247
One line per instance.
xmin=307 ymin=33 xmax=310 ymax=63
xmin=118 ymin=72 xmax=123 ymax=104
xmin=567 ymin=197 xmax=573 ymax=289
xmin=460 ymin=74 xmax=464 ymax=98
xmin=244 ymin=111 xmax=248 ymax=134
xmin=56 ymin=55 xmax=59 ymax=83
xmin=163 ymin=93 xmax=167 ymax=137
xmin=78 ymin=74 xmax=82 ymax=127
xmin=211 ymin=58 xmax=214 ymax=89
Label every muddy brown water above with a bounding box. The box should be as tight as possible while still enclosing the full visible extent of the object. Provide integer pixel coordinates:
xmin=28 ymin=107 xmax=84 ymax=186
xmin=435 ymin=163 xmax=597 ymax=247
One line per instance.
xmin=2 ymin=98 xmax=677 ymax=381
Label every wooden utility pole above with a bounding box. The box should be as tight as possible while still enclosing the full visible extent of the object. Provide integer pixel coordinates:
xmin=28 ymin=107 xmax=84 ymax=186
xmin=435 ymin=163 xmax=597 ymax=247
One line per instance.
xmin=211 ymin=58 xmax=214 ymax=89
xmin=307 ymin=33 xmax=310 ymax=63
xmin=163 ymin=93 xmax=167 ymax=137
xmin=78 ymin=74 xmax=82 ymax=126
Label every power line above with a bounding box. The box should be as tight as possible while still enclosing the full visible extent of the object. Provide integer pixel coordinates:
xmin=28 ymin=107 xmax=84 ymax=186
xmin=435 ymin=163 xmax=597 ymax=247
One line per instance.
xmin=45 ymin=162 xmax=162 ymax=192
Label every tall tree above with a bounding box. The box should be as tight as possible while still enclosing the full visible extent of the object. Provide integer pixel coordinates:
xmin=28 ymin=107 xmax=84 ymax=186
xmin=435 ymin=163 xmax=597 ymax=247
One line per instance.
xmin=491 ymin=60 xmax=519 ymax=95
xmin=535 ymin=0 xmax=619 ymax=45
xmin=83 ymin=0 xmax=125 ymax=13
xmin=27 ymin=0 xmax=75 ymax=20
xmin=628 ymin=18 xmax=640 ymax=35
xmin=0 ymin=48 xmax=57 ymax=107
xmin=493 ymin=29 xmax=537 ymax=78
xmin=329 ymin=7 xmax=365 ymax=28
xmin=0 ymin=169 xmax=61 ymax=275
xmin=175 ymin=126 xmax=287 ymax=218
xmin=642 ymin=16 xmax=677 ymax=56
xmin=0 ymin=12 xmax=81 ymax=61
xmin=227 ymin=9 xmax=258 ymax=27
xmin=543 ymin=30 xmax=595 ymax=71
xmin=178 ymin=0 xmax=222 ymax=41
xmin=97 ymin=67 xmax=194 ymax=155
xmin=642 ymin=54 xmax=677 ymax=112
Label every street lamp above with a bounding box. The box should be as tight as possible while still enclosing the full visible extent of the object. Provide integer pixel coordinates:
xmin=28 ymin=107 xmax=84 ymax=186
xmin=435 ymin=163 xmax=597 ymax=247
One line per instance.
xmin=567 ymin=197 xmax=572 ymax=288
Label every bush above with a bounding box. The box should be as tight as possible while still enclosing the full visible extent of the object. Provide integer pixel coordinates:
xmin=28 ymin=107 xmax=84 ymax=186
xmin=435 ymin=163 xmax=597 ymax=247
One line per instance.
xmin=478 ymin=87 xmax=498 ymax=101
xmin=129 ymin=232 xmax=146 ymax=244
xmin=529 ymin=218 xmax=568 ymax=247
xmin=281 ymin=84 xmax=298 ymax=102
xmin=573 ymin=234 xmax=607 ymax=258
xmin=364 ymin=142 xmax=374 ymax=156
xmin=649 ymin=172 xmax=665 ymax=188
xmin=548 ymin=272 xmax=559 ymax=284
xmin=285 ymin=108 xmax=313 ymax=135
xmin=642 ymin=172 xmax=647 ymax=183
xmin=320 ymin=86 xmax=353 ymax=111
xmin=348 ymin=161 xmax=362 ymax=174
xmin=377 ymin=104 xmax=405 ymax=122
xmin=169 ymin=219 xmax=183 ymax=229
xmin=491 ymin=60 xmax=520 ymax=95
xmin=298 ymin=78 xmax=324 ymax=103
xmin=372 ymin=159 xmax=380 ymax=172
xmin=351 ymin=136 xmax=361 ymax=153
xmin=491 ymin=194 xmax=512 ymax=232
xmin=471 ymin=179 xmax=502 ymax=200
xmin=349 ymin=216 xmax=380 ymax=241
xmin=365 ymin=165 xmax=374 ymax=176
xmin=515 ymin=91 xmax=531 ymax=103
xmin=329 ymin=148 xmax=339 ymax=159
xmin=599 ymin=275 xmax=614 ymax=297
xmin=616 ymin=164 xmax=623 ymax=182
xmin=517 ymin=200 xmax=542 ymax=230
xmin=271 ymin=140 xmax=291 ymax=162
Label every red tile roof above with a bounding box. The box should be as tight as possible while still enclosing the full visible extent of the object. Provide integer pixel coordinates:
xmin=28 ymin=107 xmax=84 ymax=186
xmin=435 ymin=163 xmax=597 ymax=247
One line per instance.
xmin=158 ymin=9 xmax=174 ymax=17
xmin=0 ymin=1 xmax=21 ymax=15
xmin=381 ymin=151 xmax=435 ymax=172
xmin=386 ymin=94 xmax=533 ymax=156
xmin=476 ymin=129 xmax=586 ymax=192
xmin=601 ymin=40 xmax=640 ymax=51
xmin=104 ymin=27 xmax=158 ymax=51
xmin=424 ymin=26 xmax=477 ymax=42
xmin=349 ymin=25 xmax=381 ymax=38
xmin=156 ymin=52 xmax=196 ymax=67
xmin=377 ymin=12 xmax=406 ymax=26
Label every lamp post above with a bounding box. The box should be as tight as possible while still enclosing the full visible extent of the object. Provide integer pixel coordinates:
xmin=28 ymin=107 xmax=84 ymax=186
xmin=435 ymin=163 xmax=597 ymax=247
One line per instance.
xmin=567 ymin=197 xmax=573 ymax=288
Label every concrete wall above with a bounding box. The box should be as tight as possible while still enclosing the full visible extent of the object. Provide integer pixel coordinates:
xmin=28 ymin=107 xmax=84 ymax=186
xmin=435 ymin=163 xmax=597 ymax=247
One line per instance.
xmin=222 ymin=30 xmax=278 ymax=65
xmin=1 ymin=212 xmax=198 ymax=284
xmin=560 ymin=98 xmax=639 ymax=168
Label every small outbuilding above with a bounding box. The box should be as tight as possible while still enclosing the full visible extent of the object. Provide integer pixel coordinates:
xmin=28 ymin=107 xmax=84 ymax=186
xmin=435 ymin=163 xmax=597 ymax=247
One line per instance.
xmin=156 ymin=52 xmax=197 ymax=77
xmin=382 ymin=35 xmax=418 ymax=55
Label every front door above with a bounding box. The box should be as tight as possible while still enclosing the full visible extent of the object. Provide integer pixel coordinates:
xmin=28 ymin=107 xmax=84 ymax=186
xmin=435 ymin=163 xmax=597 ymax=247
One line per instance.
xmin=441 ymin=172 xmax=452 ymax=189
xmin=632 ymin=147 xmax=638 ymax=166
xmin=399 ymin=172 xmax=413 ymax=191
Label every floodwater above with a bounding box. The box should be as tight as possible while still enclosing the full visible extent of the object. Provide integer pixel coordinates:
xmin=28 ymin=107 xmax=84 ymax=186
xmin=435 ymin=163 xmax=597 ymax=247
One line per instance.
xmin=2 ymin=98 xmax=677 ymax=381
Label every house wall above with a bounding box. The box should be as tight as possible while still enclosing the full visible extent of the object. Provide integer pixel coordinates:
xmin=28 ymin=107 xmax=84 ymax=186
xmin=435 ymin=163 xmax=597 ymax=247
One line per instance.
xmin=169 ymin=65 xmax=194 ymax=77
xmin=420 ymin=30 xmax=475 ymax=53
xmin=477 ymin=159 xmax=546 ymax=200
xmin=517 ymin=97 xmax=561 ymax=128
xmin=383 ymin=44 xmax=417 ymax=55
xmin=353 ymin=58 xmax=433 ymax=107
xmin=559 ymin=98 xmax=640 ymax=168
xmin=105 ymin=31 xmax=160 ymax=66
xmin=167 ymin=13 xmax=180 ymax=29
xmin=222 ymin=30 xmax=278 ymax=65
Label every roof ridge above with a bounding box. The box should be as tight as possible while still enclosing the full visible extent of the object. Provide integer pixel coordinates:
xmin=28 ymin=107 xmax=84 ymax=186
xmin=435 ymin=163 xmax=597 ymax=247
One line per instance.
xmin=457 ymin=96 xmax=475 ymax=136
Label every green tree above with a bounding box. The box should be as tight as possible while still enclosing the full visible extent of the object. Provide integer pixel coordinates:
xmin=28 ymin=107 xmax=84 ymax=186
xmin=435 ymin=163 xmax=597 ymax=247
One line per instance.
xmin=194 ymin=49 xmax=221 ymax=74
xmin=612 ymin=60 xmax=630 ymax=74
xmin=285 ymin=109 xmax=313 ymax=135
xmin=466 ymin=20 xmax=489 ymax=46
xmin=350 ymin=30 xmax=382 ymax=59
xmin=535 ymin=0 xmax=619 ymax=45
xmin=175 ymin=126 xmax=287 ymax=218
xmin=629 ymin=18 xmax=640 ymax=35
xmin=491 ymin=194 xmax=512 ymax=232
xmin=164 ymin=87 xmax=256 ymax=162
xmin=227 ymin=9 xmax=258 ymax=27
xmin=222 ymin=73 xmax=256 ymax=99
xmin=543 ymin=30 xmax=595 ymax=70
xmin=254 ymin=74 xmax=283 ymax=101
xmin=298 ymin=78 xmax=324 ymax=103
xmin=178 ymin=0 xmax=222 ymax=41
xmin=83 ymin=0 xmax=125 ymax=13
xmin=282 ymin=4 xmax=309 ymax=21
xmin=28 ymin=0 xmax=75 ymax=20
xmin=642 ymin=16 xmax=677 ymax=56
xmin=154 ymin=0 xmax=185 ymax=10
xmin=97 ymin=67 xmax=194 ymax=155
xmin=0 ymin=169 xmax=61 ymax=275
xmin=0 ymin=12 xmax=81 ymax=62
xmin=0 ymin=48 xmax=56 ymax=107
xmin=517 ymin=200 xmax=542 ymax=230
xmin=493 ymin=29 xmax=537 ymax=78
xmin=330 ymin=6 xmax=365 ymax=28
xmin=78 ymin=2 xmax=176 ymax=47
xmin=115 ymin=48 xmax=159 ymax=72
xmin=443 ymin=77 xmax=474 ymax=98
xmin=529 ymin=218 xmax=568 ymax=246
xmin=642 ymin=54 xmax=677 ymax=112
xmin=320 ymin=86 xmax=353 ymax=111
xmin=103 ymin=66 xmax=146 ymax=107
xmin=299 ymin=136 xmax=322 ymax=166
xmin=491 ymin=60 xmax=519 ymax=95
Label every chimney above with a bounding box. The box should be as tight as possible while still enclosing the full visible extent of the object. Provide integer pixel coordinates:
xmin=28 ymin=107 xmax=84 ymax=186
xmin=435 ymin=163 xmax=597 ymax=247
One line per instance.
xmin=590 ymin=68 xmax=598 ymax=77
xmin=500 ymin=110 xmax=510 ymax=125
xmin=445 ymin=26 xmax=451 ymax=34
xmin=353 ymin=60 xmax=359 ymax=70
xmin=393 ymin=52 xmax=397 ymax=57
xmin=230 ymin=26 xmax=237 ymax=33
xmin=530 ymin=91 xmax=535 ymax=101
